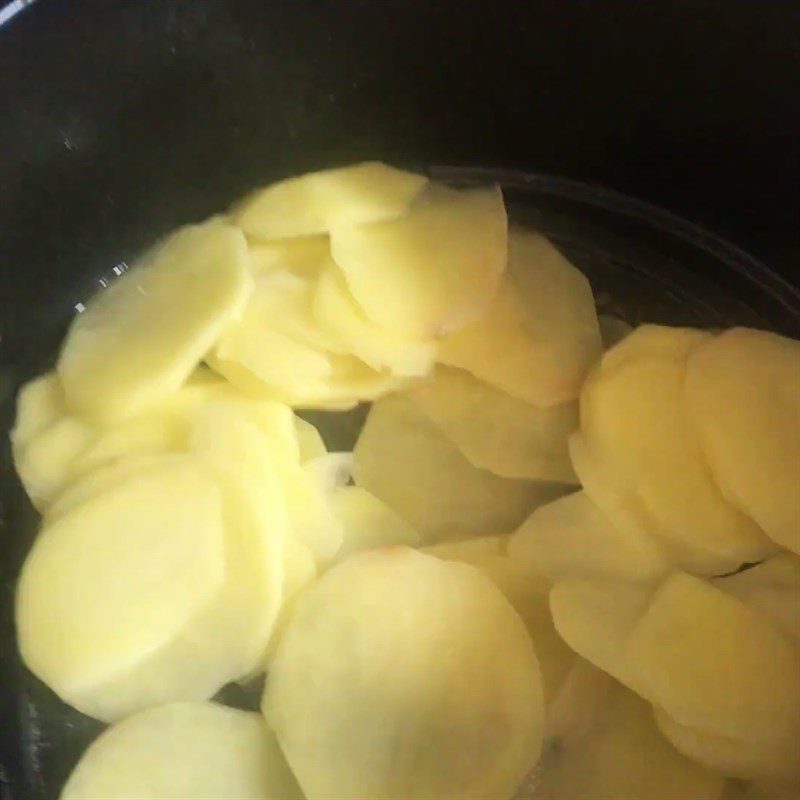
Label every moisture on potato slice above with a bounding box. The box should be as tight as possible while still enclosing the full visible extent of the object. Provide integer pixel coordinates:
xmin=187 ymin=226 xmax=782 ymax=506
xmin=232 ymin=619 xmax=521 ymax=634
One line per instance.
xmin=313 ymin=265 xmax=437 ymax=376
xmin=234 ymin=161 xmax=428 ymax=239
xmin=438 ymin=229 xmax=602 ymax=407
xmin=264 ymin=547 xmax=544 ymax=800
xmin=509 ymin=490 xmax=670 ymax=582
xmin=407 ymin=366 xmax=578 ymax=482
xmin=331 ymin=184 xmax=508 ymax=338
xmin=684 ymin=328 xmax=800 ymax=555
xmin=61 ymin=702 xmax=303 ymax=800
xmin=353 ymin=394 xmax=569 ymax=542
xmin=57 ymin=219 xmax=253 ymax=421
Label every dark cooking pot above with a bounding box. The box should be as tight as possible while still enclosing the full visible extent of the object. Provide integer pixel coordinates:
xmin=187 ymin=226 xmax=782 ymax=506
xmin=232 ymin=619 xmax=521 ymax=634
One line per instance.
xmin=1 ymin=2 xmax=798 ymax=798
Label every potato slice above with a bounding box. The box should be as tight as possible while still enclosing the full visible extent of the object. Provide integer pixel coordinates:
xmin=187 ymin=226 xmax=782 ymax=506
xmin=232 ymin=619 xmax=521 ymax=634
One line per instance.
xmin=438 ymin=229 xmax=601 ymax=406
xmin=235 ymin=162 xmax=427 ymax=239
xmin=330 ymin=485 xmax=421 ymax=562
xmin=578 ymin=326 xmax=776 ymax=574
xmin=295 ymin=416 xmax=328 ymax=462
xmin=331 ymin=184 xmax=508 ymax=337
xmin=11 ymin=372 xmax=65 ymax=448
xmin=509 ymin=490 xmax=670 ymax=582
xmin=353 ymin=394 xmax=569 ymax=541
xmin=407 ymin=366 xmax=578 ymax=482
xmin=57 ymin=220 xmax=252 ymax=421
xmin=264 ymin=547 xmax=543 ymax=800
xmin=684 ymin=328 xmax=800 ymax=555
xmin=61 ymin=702 xmax=303 ymax=800
xmin=313 ymin=265 xmax=436 ymax=376
xmin=531 ymin=680 xmax=724 ymax=800
xmin=248 ymin=234 xmax=330 ymax=277
xmin=598 ymin=314 xmax=634 ymax=349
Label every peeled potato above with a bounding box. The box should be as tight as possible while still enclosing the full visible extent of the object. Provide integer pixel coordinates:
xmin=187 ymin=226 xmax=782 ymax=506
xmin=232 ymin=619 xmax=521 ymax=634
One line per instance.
xmin=531 ymin=679 xmax=724 ymax=800
xmin=313 ymin=265 xmax=436 ymax=376
xmin=331 ymin=184 xmax=507 ymax=337
xmin=684 ymin=328 xmax=800 ymax=554
xmin=407 ymin=366 xmax=578 ymax=482
xmin=264 ymin=547 xmax=543 ymax=800
xmin=57 ymin=219 xmax=252 ymax=421
xmin=439 ymin=229 xmax=602 ymax=407
xmin=61 ymin=702 xmax=303 ymax=800
xmin=235 ymin=162 xmax=427 ymax=239
xmin=248 ymin=234 xmax=330 ymax=277
xmin=10 ymin=372 xmax=65 ymax=447
xmin=295 ymin=416 xmax=328 ymax=462
xmin=353 ymin=394 xmax=568 ymax=541
xmin=509 ymin=490 xmax=670 ymax=582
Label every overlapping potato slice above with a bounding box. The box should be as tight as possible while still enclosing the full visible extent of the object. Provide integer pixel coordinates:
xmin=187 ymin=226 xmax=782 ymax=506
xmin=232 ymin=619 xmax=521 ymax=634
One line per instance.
xmin=61 ymin=702 xmax=303 ymax=800
xmin=57 ymin=219 xmax=253 ymax=421
xmin=406 ymin=366 xmax=578 ymax=482
xmin=509 ymin=490 xmax=670 ymax=582
xmin=264 ymin=547 xmax=543 ymax=800
xmin=294 ymin=416 xmax=328 ymax=461
xmin=598 ymin=314 xmax=634 ymax=349
xmin=684 ymin=328 xmax=800 ymax=555
xmin=235 ymin=162 xmax=428 ymax=239
xmin=331 ymin=184 xmax=507 ymax=337
xmin=248 ymin=234 xmax=330 ymax=277
xmin=438 ymin=229 xmax=601 ymax=406
xmin=353 ymin=394 xmax=568 ymax=541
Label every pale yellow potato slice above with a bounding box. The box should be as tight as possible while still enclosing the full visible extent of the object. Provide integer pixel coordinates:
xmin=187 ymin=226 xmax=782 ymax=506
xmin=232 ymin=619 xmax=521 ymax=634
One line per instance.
xmin=439 ymin=229 xmax=601 ymax=406
xmin=57 ymin=219 xmax=252 ymax=421
xmin=421 ymin=534 xmax=508 ymax=562
xmin=578 ymin=326 xmax=776 ymax=574
xmin=248 ymin=234 xmax=330 ymax=277
xmin=61 ymin=702 xmax=303 ymax=800
xmin=11 ymin=372 xmax=65 ymax=447
xmin=353 ymin=394 xmax=569 ymax=541
xmin=684 ymin=328 xmax=800 ymax=554
xmin=313 ymin=264 xmax=437 ymax=376
xmin=264 ymin=547 xmax=543 ymax=800
xmin=330 ymin=485 xmax=421 ymax=561
xmin=407 ymin=366 xmax=578 ymax=482
xmin=531 ymin=680 xmax=724 ymax=800
xmin=295 ymin=417 xmax=327 ymax=462
xmin=331 ymin=184 xmax=507 ymax=337
xmin=235 ymin=162 xmax=427 ymax=239
xmin=509 ymin=490 xmax=670 ymax=582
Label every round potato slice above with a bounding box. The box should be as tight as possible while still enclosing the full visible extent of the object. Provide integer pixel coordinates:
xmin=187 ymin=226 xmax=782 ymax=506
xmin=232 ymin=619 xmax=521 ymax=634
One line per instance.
xmin=264 ymin=547 xmax=544 ymax=800
xmin=61 ymin=702 xmax=303 ymax=800
xmin=57 ymin=219 xmax=252 ymax=422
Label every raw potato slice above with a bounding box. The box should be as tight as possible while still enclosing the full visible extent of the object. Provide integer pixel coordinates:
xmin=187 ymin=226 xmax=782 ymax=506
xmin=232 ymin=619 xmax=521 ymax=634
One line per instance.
xmin=11 ymin=372 xmax=65 ymax=448
xmin=422 ymin=535 xmax=508 ymax=562
xmin=531 ymin=680 xmax=724 ymax=800
xmin=17 ymin=458 xmax=227 ymax=721
xmin=313 ymin=265 xmax=436 ymax=376
xmin=248 ymin=234 xmax=330 ymax=277
xmin=509 ymin=490 xmax=670 ymax=582
xmin=303 ymin=452 xmax=354 ymax=493
xmin=579 ymin=325 xmax=776 ymax=574
xmin=331 ymin=184 xmax=508 ymax=337
xmin=684 ymin=328 xmax=800 ymax=554
xmin=61 ymin=702 xmax=303 ymax=800
xmin=295 ymin=417 xmax=328 ymax=462
xmin=57 ymin=220 xmax=253 ymax=421
xmin=235 ymin=162 xmax=427 ymax=239
xmin=330 ymin=485 xmax=421 ymax=561
xmin=439 ymin=229 xmax=602 ymax=407
xmin=353 ymin=394 xmax=568 ymax=541
xmin=407 ymin=366 xmax=578 ymax=482
xmin=264 ymin=547 xmax=543 ymax=800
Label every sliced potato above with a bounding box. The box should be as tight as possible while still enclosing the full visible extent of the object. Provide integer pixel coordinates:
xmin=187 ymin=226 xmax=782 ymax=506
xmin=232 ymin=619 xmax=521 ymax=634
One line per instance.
xmin=235 ymin=162 xmax=427 ymax=239
xmin=248 ymin=234 xmax=330 ymax=277
xmin=61 ymin=702 xmax=303 ymax=800
xmin=11 ymin=372 xmax=65 ymax=448
xmin=407 ymin=366 xmax=578 ymax=482
xmin=57 ymin=220 xmax=252 ymax=421
xmin=439 ymin=229 xmax=601 ymax=406
xmin=331 ymin=184 xmax=508 ymax=337
xmin=509 ymin=490 xmax=670 ymax=582
xmin=295 ymin=416 xmax=328 ymax=462
xmin=353 ymin=394 xmax=568 ymax=541
xmin=264 ymin=547 xmax=543 ymax=800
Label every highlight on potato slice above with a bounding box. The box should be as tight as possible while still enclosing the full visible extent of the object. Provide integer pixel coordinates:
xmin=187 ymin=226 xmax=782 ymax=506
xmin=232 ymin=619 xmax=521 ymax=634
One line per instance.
xmin=264 ymin=547 xmax=544 ymax=800
xmin=57 ymin=219 xmax=253 ymax=421
xmin=684 ymin=328 xmax=800 ymax=555
xmin=353 ymin=393 xmax=569 ymax=541
xmin=438 ymin=229 xmax=602 ymax=407
xmin=61 ymin=702 xmax=303 ymax=800
xmin=235 ymin=161 xmax=428 ymax=239
xmin=331 ymin=184 xmax=508 ymax=337
xmin=406 ymin=366 xmax=578 ymax=482
xmin=509 ymin=490 xmax=670 ymax=582
xmin=313 ymin=264 xmax=437 ymax=376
